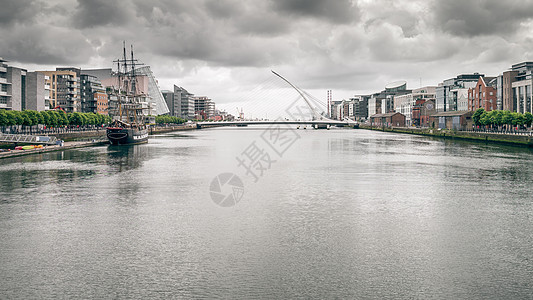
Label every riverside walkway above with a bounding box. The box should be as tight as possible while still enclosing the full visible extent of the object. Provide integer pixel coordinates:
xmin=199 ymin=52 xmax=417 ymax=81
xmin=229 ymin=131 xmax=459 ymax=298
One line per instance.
xmin=0 ymin=139 xmax=109 ymax=160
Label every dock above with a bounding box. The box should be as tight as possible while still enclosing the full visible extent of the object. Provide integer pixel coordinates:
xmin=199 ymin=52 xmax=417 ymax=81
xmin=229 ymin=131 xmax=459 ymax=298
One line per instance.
xmin=0 ymin=140 xmax=109 ymax=160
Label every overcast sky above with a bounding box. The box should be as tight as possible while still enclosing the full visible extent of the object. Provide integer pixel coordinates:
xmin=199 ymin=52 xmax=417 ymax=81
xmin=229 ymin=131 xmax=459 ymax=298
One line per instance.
xmin=2 ymin=0 xmax=533 ymax=116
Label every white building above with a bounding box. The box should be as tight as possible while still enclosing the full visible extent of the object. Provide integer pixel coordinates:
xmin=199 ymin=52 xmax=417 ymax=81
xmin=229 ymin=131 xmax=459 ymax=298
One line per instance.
xmin=452 ymin=88 xmax=469 ymax=111
xmin=394 ymin=86 xmax=436 ymax=126
xmin=1 ymin=58 xmax=49 ymax=111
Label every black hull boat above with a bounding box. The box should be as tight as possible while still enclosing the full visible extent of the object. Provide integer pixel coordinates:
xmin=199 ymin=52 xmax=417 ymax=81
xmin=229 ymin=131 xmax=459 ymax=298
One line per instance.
xmin=106 ymin=43 xmax=150 ymax=146
xmin=107 ymin=126 xmax=148 ymax=145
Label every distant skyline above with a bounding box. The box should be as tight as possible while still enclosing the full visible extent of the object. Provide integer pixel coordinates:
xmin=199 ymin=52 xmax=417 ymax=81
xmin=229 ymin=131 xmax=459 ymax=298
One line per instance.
xmin=2 ymin=0 xmax=533 ymax=116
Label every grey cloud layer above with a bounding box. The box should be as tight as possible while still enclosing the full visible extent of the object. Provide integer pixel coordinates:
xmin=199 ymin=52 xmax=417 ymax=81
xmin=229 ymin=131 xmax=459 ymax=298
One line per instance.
xmin=1 ymin=0 xmax=533 ymax=93
xmin=434 ymin=0 xmax=533 ymax=37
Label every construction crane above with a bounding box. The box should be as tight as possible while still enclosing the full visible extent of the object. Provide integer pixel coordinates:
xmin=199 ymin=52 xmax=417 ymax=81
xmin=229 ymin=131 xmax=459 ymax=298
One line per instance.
xmin=236 ymin=107 xmax=244 ymax=120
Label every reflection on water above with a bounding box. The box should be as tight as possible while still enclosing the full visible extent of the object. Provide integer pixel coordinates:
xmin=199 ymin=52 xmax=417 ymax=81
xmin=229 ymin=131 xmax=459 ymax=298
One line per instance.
xmin=106 ymin=144 xmax=149 ymax=173
xmin=0 ymin=128 xmax=532 ymax=299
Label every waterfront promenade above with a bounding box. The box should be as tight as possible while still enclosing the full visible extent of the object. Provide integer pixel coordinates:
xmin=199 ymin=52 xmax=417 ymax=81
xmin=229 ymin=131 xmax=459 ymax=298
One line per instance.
xmin=0 ymin=124 xmax=198 ymax=159
xmin=0 ymin=140 xmax=107 ymax=159
xmin=361 ymin=125 xmax=533 ymax=147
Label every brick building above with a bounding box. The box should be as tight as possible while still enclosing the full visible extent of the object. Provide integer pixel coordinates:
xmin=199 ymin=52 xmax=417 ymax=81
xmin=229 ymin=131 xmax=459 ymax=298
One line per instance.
xmin=369 ymin=112 xmax=406 ymax=127
xmin=429 ymin=111 xmax=474 ymax=130
xmin=468 ymin=77 xmax=497 ymax=111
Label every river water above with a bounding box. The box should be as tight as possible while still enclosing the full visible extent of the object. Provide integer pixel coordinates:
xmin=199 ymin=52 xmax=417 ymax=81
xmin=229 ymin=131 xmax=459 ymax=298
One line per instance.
xmin=0 ymin=128 xmax=532 ymax=299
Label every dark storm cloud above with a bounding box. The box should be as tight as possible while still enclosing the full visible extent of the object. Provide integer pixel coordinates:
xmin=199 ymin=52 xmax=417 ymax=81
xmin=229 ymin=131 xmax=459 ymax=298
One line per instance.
xmin=362 ymin=0 xmax=421 ymax=37
xmin=72 ymin=0 xmax=130 ymax=28
xmin=132 ymin=0 xmax=195 ymax=21
xmin=0 ymin=25 xmax=94 ymax=65
xmin=434 ymin=0 xmax=533 ymax=37
xmin=271 ymin=0 xmax=359 ymax=24
xmin=234 ymin=15 xmax=290 ymax=36
xmin=103 ymin=0 xmax=296 ymax=67
xmin=2 ymin=0 xmax=533 ymax=103
xmin=205 ymin=0 xmax=243 ymax=19
xmin=0 ymin=0 xmax=41 ymax=25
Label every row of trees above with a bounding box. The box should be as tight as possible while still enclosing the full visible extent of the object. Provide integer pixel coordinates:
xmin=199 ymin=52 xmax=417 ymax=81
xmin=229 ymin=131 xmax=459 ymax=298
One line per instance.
xmin=472 ymin=108 xmax=533 ymax=128
xmin=155 ymin=115 xmax=186 ymax=125
xmin=0 ymin=110 xmax=112 ymax=128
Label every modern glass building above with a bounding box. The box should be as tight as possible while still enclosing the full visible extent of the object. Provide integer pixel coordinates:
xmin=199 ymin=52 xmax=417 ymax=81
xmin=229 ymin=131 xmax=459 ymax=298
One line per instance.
xmin=435 ymin=74 xmax=482 ymax=112
xmin=134 ymin=66 xmax=170 ymax=115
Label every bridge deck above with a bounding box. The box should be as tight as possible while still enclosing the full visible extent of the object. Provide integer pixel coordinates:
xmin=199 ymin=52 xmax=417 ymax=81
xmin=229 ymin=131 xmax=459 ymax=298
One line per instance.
xmin=0 ymin=133 xmax=58 ymax=145
xmin=197 ymin=120 xmax=358 ymax=127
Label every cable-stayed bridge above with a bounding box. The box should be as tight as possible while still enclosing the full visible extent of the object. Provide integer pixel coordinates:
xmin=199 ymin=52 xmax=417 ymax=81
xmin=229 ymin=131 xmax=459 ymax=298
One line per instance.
xmin=198 ymin=71 xmax=358 ymax=129
xmin=197 ymin=119 xmax=357 ymax=129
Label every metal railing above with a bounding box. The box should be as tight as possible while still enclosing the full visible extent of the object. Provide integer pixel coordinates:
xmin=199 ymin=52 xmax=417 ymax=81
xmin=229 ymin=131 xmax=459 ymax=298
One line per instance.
xmin=0 ymin=133 xmax=58 ymax=145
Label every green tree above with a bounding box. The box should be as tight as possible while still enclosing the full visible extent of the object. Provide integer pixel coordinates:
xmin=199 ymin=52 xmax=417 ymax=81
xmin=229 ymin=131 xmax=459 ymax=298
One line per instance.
xmin=493 ymin=110 xmax=504 ymax=127
xmin=96 ymin=113 xmax=105 ymax=125
xmin=472 ymin=108 xmax=485 ymax=126
xmin=35 ymin=110 xmax=44 ymax=125
xmin=501 ymin=110 xmax=512 ymax=127
xmin=0 ymin=110 xmax=7 ymax=127
xmin=80 ymin=113 xmax=88 ymax=126
xmin=155 ymin=115 xmax=186 ymax=125
xmin=4 ymin=110 xmax=18 ymax=126
xmin=24 ymin=110 xmax=39 ymax=126
xmin=68 ymin=112 xmax=84 ymax=126
xmin=479 ymin=111 xmax=490 ymax=126
xmin=86 ymin=113 xmax=96 ymax=126
xmin=46 ymin=111 xmax=59 ymax=127
xmin=7 ymin=111 xmax=24 ymax=126
xmin=486 ymin=110 xmax=498 ymax=127
xmin=58 ymin=111 xmax=69 ymax=126
xmin=40 ymin=111 xmax=50 ymax=126
xmin=512 ymin=112 xmax=524 ymax=127
xmin=524 ymin=112 xmax=533 ymax=127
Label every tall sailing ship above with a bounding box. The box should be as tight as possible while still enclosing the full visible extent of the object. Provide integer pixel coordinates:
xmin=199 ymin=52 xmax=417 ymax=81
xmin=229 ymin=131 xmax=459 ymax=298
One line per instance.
xmin=106 ymin=43 xmax=149 ymax=145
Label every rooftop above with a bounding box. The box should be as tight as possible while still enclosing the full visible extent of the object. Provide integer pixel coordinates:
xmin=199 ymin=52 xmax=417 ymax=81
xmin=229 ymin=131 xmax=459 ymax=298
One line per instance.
xmin=370 ymin=112 xmax=404 ymax=118
xmin=430 ymin=111 xmax=473 ymax=117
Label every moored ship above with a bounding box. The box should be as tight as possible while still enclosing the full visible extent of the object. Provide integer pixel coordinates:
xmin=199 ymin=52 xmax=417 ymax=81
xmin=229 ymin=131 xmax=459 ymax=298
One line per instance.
xmin=106 ymin=43 xmax=150 ymax=145
xmin=107 ymin=120 xmax=148 ymax=145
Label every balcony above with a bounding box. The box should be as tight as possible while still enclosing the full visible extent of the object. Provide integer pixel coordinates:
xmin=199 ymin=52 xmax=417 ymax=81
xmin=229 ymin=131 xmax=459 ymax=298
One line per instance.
xmin=0 ymin=78 xmax=7 ymax=84
xmin=0 ymin=91 xmax=10 ymax=96
xmin=45 ymin=84 xmax=51 ymax=90
xmin=0 ymin=66 xmax=6 ymax=72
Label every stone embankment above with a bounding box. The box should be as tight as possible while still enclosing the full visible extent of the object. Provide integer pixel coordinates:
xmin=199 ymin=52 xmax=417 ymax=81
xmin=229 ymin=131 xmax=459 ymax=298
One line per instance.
xmin=0 ymin=140 xmax=108 ymax=159
xmin=0 ymin=124 xmax=199 ymax=159
xmin=360 ymin=125 xmax=533 ymax=147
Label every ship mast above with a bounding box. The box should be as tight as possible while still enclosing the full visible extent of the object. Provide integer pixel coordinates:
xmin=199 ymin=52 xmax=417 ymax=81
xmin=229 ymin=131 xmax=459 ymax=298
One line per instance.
xmin=111 ymin=41 xmax=145 ymax=126
xmin=130 ymin=45 xmax=138 ymax=124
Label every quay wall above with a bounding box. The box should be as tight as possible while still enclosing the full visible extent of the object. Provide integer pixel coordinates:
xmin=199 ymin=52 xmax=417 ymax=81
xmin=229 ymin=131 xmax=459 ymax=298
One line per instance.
xmin=360 ymin=125 xmax=533 ymax=147
xmin=38 ymin=125 xmax=197 ymax=141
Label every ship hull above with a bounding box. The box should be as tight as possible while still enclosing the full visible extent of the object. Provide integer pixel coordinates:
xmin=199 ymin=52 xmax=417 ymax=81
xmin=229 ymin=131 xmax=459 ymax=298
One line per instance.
xmin=106 ymin=127 xmax=148 ymax=145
